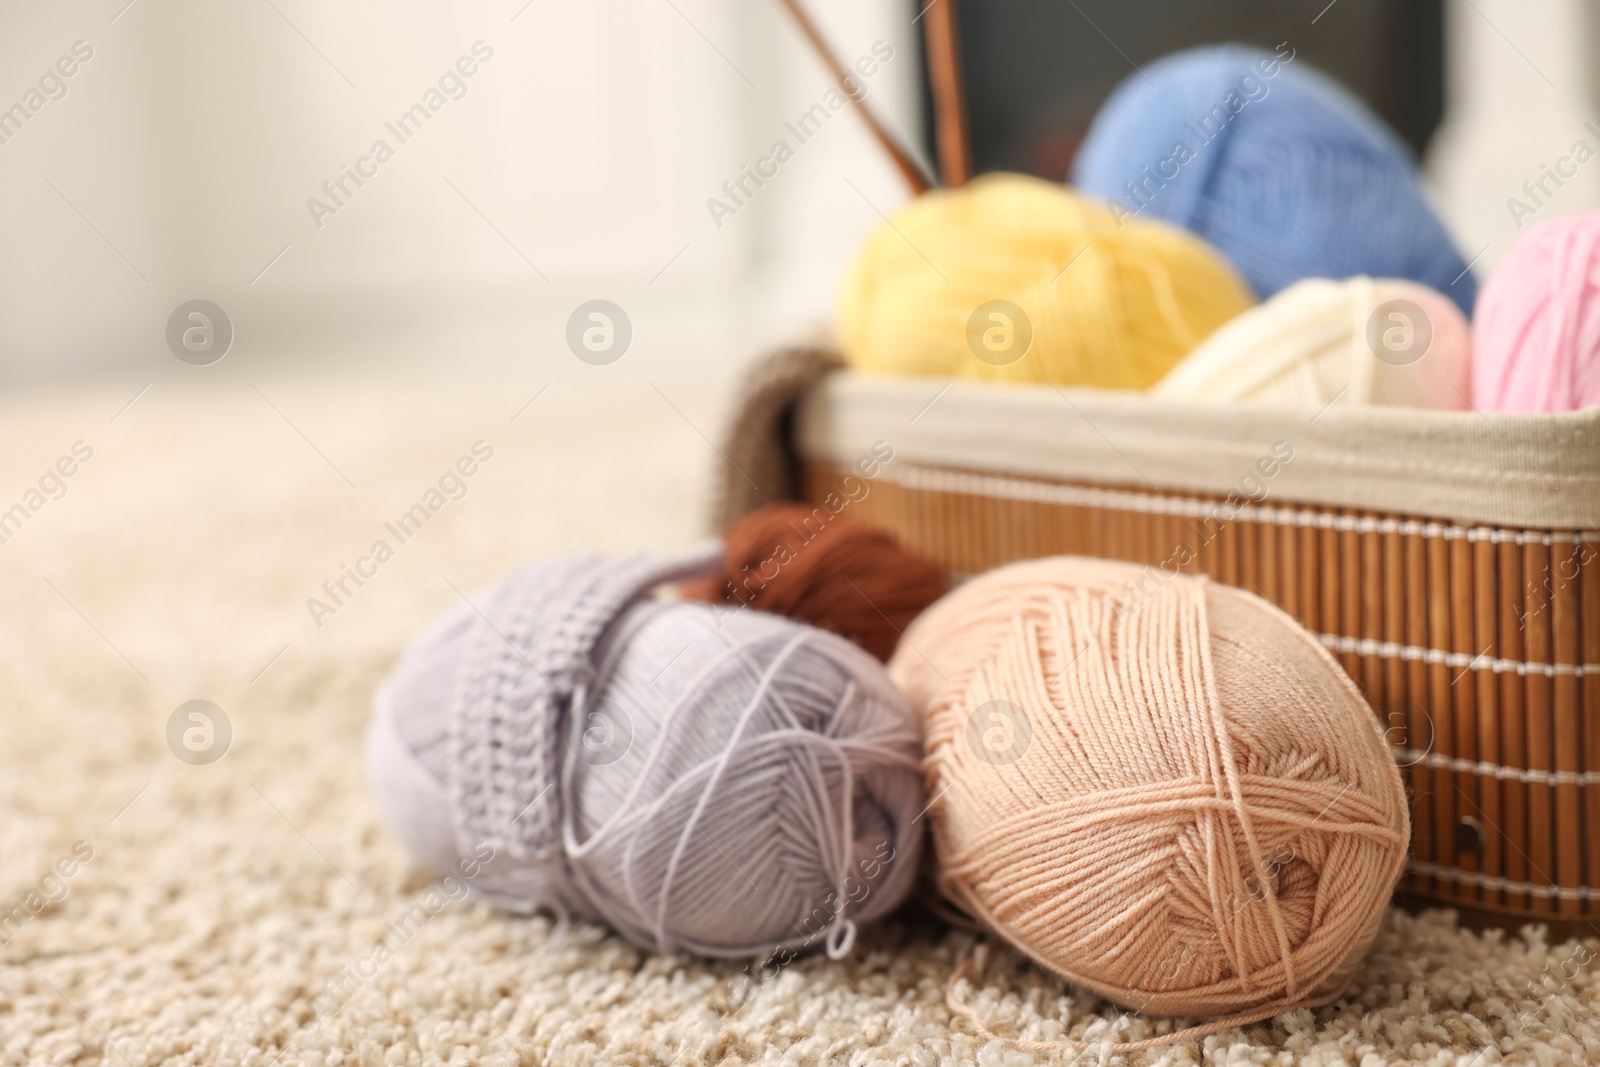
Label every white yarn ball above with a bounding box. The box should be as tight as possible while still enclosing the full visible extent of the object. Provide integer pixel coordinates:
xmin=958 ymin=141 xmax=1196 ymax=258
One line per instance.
xmin=1153 ymin=276 xmax=1470 ymax=408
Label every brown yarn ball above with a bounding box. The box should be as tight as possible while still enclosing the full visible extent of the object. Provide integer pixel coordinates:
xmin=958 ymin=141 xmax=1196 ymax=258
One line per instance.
xmin=684 ymin=503 xmax=948 ymax=662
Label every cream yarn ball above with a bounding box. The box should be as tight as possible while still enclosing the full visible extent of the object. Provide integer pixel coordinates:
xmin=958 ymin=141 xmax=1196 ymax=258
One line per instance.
xmin=1154 ymin=276 xmax=1470 ymax=408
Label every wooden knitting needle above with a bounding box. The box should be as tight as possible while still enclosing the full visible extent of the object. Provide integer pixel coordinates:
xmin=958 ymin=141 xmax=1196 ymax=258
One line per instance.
xmin=919 ymin=0 xmax=972 ymax=187
xmin=774 ymin=0 xmax=934 ymax=195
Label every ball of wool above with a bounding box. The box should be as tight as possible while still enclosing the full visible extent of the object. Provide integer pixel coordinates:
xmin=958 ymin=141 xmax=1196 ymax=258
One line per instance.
xmin=1072 ymin=45 xmax=1477 ymax=317
xmin=889 ymin=556 xmax=1408 ymax=1023
xmin=681 ymin=502 xmax=948 ymax=663
xmin=366 ymin=545 xmax=925 ymax=959
xmin=837 ymin=173 xmax=1254 ymax=390
xmin=1154 ymin=276 xmax=1471 ymax=409
xmin=1473 ymin=210 xmax=1600 ymax=412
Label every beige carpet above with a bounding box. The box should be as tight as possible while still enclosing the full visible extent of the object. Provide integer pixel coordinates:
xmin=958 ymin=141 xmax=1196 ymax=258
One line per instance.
xmin=2 ymin=381 xmax=1598 ymax=1066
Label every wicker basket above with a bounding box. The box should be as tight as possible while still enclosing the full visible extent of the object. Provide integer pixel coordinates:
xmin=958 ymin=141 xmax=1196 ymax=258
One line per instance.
xmin=719 ymin=359 xmax=1600 ymax=932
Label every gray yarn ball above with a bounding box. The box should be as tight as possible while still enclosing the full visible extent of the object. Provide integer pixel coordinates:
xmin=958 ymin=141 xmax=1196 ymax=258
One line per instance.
xmin=366 ymin=545 xmax=925 ymax=959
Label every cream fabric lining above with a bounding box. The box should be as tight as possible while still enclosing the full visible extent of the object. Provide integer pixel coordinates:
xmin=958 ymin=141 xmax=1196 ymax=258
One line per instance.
xmin=793 ymin=374 xmax=1600 ymax=529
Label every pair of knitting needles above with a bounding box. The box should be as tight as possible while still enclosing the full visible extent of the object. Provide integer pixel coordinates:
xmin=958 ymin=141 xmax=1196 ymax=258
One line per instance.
xmin=774 ymin=0 xmax=969 ymax=194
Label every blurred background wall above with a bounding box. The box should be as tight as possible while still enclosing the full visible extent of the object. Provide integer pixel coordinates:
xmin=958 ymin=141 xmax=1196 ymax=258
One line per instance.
xmin=0 ymin=0 xmax=924 ymax=385
xmin=0 ymin=0 xmax=1595 ymax=385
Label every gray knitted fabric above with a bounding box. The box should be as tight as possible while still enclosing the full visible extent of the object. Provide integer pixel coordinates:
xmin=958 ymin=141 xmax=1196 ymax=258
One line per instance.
xmin=373 ymin=544 xmax=722 ymax=913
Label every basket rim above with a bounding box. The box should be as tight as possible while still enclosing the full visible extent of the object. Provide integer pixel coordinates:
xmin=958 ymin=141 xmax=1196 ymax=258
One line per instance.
xmin=796 ymin=372 xmax=1600 ymax=530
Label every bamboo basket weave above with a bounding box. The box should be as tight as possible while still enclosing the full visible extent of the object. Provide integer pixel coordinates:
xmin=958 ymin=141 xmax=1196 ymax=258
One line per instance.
xmin=716 ymin=357 xmax=1600 ymax=932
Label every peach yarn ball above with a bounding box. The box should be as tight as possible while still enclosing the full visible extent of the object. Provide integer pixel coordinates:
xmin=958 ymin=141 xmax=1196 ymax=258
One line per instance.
xmin=889 ymin=556 xmax=1408 ymax=1025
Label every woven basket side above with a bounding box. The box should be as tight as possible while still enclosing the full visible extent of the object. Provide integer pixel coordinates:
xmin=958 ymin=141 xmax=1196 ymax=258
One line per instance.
xmin=802 ymin=456 xmax=1600 ymax=932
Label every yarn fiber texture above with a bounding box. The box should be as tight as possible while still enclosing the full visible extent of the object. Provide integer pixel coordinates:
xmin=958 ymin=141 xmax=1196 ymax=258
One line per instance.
xmin=366 ymin=546 xmax=926 ymax=959
xmin=838 ymin=173 xmax=1254 ymax=390
xmin=1073 ymin=45 xmax=1477 ymax=317
xmin=682 ymin=502 xmax=948 ymax=663
xmin=1474 ymin=210 xmax=1600 ymax=412
xmin=890 ymin=556 xmax=1408 ymax=1024
xmin=1154 ymin=276 xmax=1471 ymax=409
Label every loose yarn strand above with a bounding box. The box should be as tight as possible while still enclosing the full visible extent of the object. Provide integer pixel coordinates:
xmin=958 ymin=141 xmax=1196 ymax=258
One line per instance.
xmin=1186 ymin=580 xmax=1302 ymax=1003
xmin=764 ymin=669 xmax=862 ymax=958
xmin=559 ymin=626 xmax=741 ymax=935
xmin=646 ymin=630 xmax=810 ymax=955
xmin=819 ymin=685 xmax=860 ymax=958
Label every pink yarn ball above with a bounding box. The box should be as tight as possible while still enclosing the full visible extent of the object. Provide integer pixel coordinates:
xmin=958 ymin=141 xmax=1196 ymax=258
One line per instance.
xmin=1474 ymin=211 xmax=1600 ymax=412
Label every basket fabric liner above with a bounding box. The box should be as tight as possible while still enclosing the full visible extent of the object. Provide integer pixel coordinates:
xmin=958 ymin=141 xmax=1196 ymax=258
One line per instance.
xmin=794 ymin=375 xmax=1600 ymax=532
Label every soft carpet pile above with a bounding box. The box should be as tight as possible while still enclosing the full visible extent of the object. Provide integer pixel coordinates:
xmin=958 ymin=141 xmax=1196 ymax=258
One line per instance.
xmin=1 ymin=382 xmax=1597 ymax=1066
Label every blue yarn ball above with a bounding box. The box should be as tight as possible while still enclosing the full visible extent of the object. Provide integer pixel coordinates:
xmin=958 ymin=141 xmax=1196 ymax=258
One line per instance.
xmin=1071 ymin=45 xmax=1477 ymax=317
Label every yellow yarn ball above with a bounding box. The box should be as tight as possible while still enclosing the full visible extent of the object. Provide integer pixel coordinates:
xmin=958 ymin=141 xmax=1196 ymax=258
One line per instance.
xmin=838 ymin=174 xmax=1255 ymax=389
